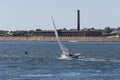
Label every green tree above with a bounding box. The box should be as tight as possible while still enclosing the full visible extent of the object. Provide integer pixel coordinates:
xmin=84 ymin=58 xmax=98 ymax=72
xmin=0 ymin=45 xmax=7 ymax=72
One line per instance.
xmin=28 ymin=30 xmax=34 ymax=36
xmin=0 ymin=30 xmax=9 ymax=36
xmin=104 ymin=27 xmax=112 ymax=33
xmin=63 ymin=28 xmax=68 ymax=31
xmin=12 ymin=30 xmax=28 ymax=36
xmin=118 ymin=33 xmax=120 ymax=37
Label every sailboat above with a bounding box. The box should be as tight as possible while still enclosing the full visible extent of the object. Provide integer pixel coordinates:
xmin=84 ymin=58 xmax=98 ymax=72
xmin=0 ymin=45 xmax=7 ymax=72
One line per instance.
xmin=51 ymin=17 xmax=81 ymax=59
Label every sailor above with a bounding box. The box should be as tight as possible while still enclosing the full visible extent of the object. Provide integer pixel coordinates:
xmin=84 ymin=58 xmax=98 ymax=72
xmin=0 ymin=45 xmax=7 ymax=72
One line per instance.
xmin=68 ymin=53 xmax=73 ymax=57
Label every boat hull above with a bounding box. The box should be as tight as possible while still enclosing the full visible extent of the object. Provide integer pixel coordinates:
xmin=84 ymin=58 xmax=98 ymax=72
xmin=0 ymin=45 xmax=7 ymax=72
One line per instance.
xmin=60 ymin=53 xmax=81 ymax=60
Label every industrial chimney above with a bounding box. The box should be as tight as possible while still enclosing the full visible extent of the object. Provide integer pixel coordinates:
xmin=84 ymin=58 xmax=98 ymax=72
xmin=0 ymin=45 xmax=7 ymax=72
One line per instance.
xmin=77 ymin=10 xmax=80 ymax=31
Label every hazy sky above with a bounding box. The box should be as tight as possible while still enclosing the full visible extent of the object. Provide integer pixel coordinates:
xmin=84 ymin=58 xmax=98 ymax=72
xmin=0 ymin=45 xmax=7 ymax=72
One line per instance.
xmin=0 ymin=0 xmax=120 ymax=30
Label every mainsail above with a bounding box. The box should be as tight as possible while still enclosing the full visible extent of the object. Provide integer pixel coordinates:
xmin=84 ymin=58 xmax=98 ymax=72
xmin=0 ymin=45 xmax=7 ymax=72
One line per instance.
xmin=51 ymin=17 xmax=69 ymax=55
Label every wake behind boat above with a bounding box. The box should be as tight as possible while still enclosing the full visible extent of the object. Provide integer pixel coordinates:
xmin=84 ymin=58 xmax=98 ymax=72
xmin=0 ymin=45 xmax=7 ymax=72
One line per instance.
xmin=51 ymin=17 xmax=81 ymax=60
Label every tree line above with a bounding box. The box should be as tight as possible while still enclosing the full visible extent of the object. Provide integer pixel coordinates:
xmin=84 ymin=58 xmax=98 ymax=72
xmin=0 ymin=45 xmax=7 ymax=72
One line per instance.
xmin=0 ymin=27 xmax=120 ymax=37
xmin=0 ymin=30 xmax=34 ymax=37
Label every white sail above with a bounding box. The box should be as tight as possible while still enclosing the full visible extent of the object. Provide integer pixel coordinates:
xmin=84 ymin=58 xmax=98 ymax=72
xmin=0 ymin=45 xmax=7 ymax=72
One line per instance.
xmin=51 ymin=17 xmax=69 ymax=55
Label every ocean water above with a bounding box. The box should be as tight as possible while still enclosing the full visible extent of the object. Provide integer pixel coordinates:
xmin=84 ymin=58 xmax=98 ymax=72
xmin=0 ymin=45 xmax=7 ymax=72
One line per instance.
xmin=0 ymin=42 xmax=120 ymax=80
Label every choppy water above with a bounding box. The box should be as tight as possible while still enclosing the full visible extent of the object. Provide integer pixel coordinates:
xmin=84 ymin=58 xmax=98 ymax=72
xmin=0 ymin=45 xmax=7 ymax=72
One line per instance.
xmin=0 ymin=42 xmax=120 ymax=80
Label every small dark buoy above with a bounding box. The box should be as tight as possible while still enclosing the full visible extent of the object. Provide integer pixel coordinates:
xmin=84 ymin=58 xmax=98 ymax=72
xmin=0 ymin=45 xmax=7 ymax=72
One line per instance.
xmin=25 ymin=51 xmax=28 ymax=55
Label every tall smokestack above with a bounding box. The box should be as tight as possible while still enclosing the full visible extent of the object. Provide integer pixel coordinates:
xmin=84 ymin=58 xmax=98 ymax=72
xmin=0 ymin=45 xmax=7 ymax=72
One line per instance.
xmin=77 ymin=10 xmax=80 ymax=31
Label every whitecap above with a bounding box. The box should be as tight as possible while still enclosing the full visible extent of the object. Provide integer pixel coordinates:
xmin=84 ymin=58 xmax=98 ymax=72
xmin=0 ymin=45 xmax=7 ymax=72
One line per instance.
xmin=62 ymin=72 xmax=80 ymax=77
xmin=21 ymin=74 xmax=54 ymax=77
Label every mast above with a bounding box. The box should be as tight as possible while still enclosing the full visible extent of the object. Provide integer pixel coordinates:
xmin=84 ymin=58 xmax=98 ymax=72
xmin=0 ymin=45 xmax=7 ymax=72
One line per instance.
xmin=51 ymin=16 xmax=69 ymax=55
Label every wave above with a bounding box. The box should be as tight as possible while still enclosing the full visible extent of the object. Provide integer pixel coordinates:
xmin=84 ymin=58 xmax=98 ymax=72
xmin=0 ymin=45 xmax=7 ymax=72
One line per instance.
xmin=1 ymin=52 xmax=120 ymax=62
xmin=58 ymin=54 xmax=120 ymax=62
xmin=20 ymin=74 xmax=54 ymax=77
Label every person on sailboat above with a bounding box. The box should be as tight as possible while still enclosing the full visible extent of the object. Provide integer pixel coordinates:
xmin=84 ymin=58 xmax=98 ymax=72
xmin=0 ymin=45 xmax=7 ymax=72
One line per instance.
xmin=68 ymin=53 xmax=73 ymax=57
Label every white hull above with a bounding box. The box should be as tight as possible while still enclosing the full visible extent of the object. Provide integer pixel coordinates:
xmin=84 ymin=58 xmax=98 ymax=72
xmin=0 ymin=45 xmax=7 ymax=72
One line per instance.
xmin=60 ymin=53 xmax=81 ymax=60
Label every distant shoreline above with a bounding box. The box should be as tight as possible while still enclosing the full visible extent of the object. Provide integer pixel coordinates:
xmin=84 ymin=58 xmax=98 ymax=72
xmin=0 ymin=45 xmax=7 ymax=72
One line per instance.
xmin=0 ymin=37 xmax=120 ymax=42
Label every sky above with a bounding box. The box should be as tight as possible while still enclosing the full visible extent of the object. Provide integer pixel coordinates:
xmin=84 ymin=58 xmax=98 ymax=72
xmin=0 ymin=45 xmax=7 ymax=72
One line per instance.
xmin=0 ymin=0 xmax=120 ymax=31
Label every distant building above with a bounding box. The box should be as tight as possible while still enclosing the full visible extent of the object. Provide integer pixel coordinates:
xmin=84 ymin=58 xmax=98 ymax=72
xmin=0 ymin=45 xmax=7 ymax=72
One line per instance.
xmin=33 ymin=30 xmax=55 ymax=37
xmin=33 ymin=10 xmax=102 ymax=37
xmin=33 ymin=29 xmax=102 ymax=37
xmin=111 ymin=29 xmax=120 ymax=34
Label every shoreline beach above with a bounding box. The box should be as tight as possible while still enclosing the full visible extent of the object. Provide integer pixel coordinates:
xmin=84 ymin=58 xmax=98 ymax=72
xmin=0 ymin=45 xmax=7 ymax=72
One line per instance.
xmin=0 ymin=37 xmax=120 ymax=42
